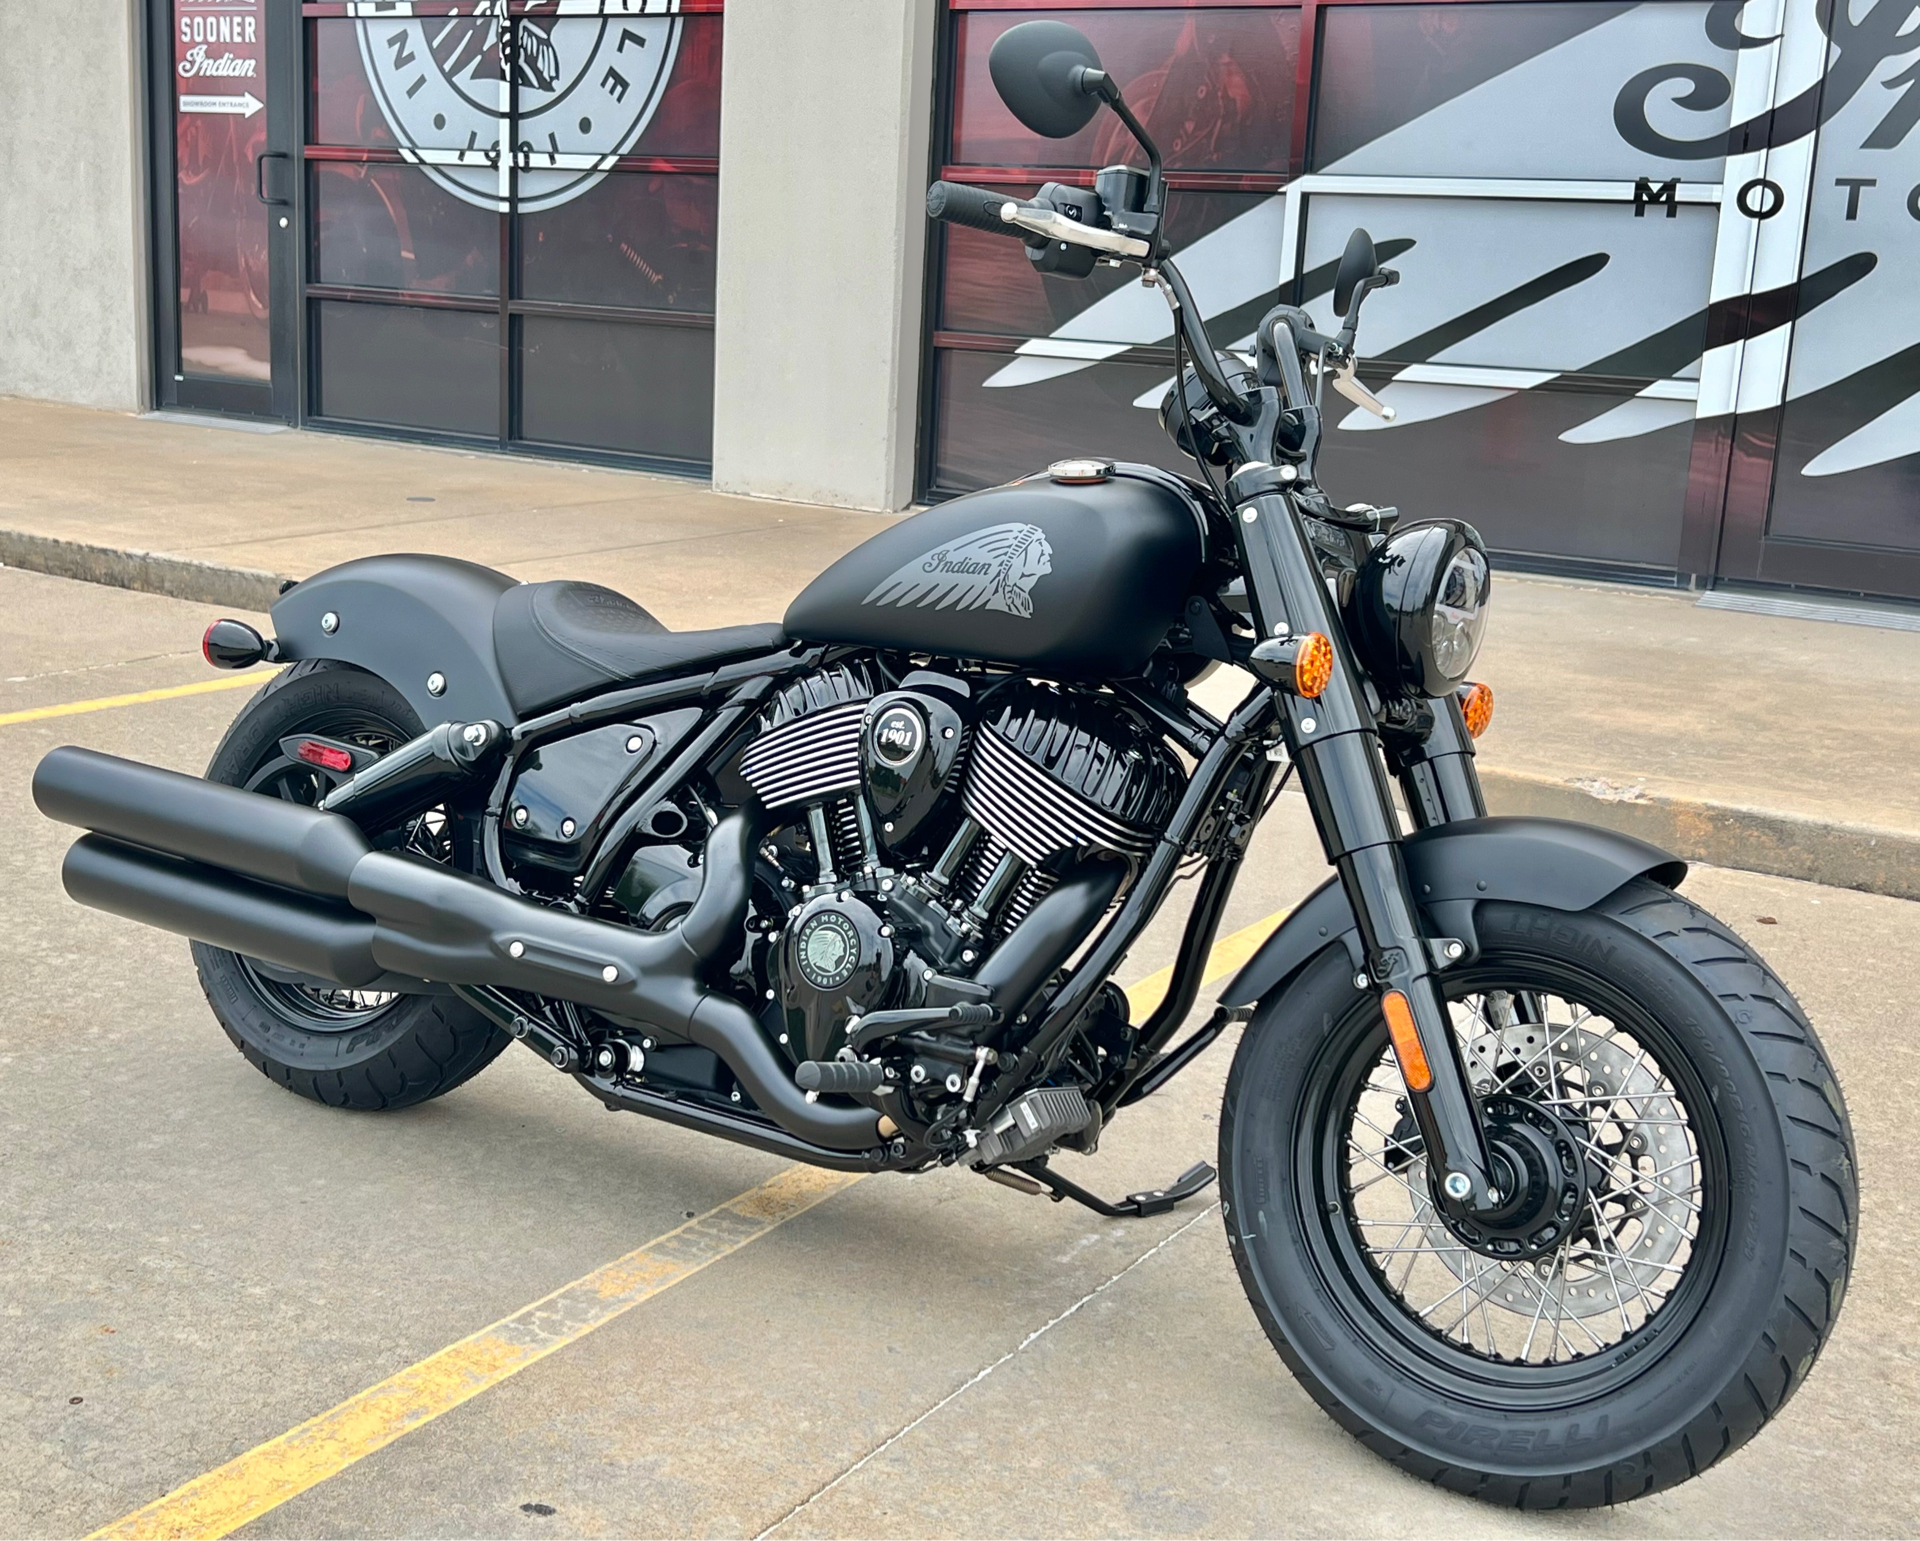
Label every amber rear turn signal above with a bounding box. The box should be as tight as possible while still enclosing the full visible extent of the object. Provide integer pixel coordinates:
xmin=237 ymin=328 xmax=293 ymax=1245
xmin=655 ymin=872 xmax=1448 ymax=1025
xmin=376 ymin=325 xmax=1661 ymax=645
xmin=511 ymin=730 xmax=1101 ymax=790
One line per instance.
xmin=1457 ymin=680 xmax=1494 ymax=738
xmin=1295 ymin=632 xmax=1334 ymax=699
xmin=1381 ymin=990 xmax=1433 ymax=1092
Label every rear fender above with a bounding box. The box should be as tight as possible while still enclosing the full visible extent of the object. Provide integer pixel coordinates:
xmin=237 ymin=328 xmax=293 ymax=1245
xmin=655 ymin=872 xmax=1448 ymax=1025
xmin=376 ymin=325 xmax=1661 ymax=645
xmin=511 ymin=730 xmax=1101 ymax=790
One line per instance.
xmin=272 ymin=555 xmax=519 ymax=728
xmin=1220 ymin=816 xmax=1687 ymax=1010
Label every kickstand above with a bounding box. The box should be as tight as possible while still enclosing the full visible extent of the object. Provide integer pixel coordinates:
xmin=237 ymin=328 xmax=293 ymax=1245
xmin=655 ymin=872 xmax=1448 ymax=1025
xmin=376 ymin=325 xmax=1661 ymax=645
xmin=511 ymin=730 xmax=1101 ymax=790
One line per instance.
xmin=1010 ymin=1156 xmax=1218 ymax=1218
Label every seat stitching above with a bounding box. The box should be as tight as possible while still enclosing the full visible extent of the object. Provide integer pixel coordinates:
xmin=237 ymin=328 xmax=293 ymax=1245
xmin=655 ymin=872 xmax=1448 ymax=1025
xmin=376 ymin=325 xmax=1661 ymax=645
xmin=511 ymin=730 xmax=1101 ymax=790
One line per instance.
xmin=528 ymin=591 xmax=627 ymax=681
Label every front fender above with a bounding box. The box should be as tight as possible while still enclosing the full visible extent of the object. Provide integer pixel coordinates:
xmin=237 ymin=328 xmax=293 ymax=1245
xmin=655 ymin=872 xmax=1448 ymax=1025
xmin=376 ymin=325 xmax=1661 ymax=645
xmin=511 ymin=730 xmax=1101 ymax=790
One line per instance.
xmin=273 ymin=555 xmax=519 ymax=729
xmin=1220 ymin=815 xmax=1686 ymax=1009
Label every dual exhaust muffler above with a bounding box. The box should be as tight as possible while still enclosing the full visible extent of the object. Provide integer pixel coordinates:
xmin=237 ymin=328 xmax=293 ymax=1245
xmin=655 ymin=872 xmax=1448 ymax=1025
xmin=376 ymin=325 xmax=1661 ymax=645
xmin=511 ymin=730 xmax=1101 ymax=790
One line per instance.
xmin=32 ymin=747 xmax=883 ymax=1152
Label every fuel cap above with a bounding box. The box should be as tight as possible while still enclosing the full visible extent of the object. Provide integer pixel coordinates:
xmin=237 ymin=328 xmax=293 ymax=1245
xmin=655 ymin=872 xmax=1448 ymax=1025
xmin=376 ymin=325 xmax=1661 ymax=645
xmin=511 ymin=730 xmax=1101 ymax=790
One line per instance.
xmin=1047 ymin=457 xmax=1115 ymax=484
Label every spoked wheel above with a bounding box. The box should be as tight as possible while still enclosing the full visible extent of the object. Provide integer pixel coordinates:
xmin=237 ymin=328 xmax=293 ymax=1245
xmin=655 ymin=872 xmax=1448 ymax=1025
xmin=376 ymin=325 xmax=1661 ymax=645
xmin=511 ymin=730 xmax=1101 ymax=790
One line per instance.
xmin=1220 ymin=881 xmax=1856 ymax=1508
xmin=192 ymin=661 xmax=509 ymax=1108
xmin=1342 ymin=982 xmax=1709 ymax=1369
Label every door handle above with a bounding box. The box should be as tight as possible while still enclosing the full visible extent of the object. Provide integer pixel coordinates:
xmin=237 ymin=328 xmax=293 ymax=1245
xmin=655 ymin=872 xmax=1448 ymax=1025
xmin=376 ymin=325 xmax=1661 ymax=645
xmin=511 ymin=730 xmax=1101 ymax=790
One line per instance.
xmin=254 ymin=151 xmax=291 ymax=208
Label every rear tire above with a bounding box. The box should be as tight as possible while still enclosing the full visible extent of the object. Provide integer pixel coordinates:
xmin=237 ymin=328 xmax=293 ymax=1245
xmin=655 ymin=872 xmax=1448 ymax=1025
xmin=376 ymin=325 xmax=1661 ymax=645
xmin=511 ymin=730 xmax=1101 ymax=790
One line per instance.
xmin=192 ymin=660 xmax=509 ymax=1110
xmin=1218 ymin=879 xmax=1855 ymax=1508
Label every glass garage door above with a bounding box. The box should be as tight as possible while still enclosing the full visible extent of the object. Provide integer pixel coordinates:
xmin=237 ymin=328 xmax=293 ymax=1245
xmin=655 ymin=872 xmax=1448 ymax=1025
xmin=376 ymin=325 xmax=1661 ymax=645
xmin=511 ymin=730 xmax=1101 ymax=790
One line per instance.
xmin=924 ymin=0 xmax=1920 ymax=601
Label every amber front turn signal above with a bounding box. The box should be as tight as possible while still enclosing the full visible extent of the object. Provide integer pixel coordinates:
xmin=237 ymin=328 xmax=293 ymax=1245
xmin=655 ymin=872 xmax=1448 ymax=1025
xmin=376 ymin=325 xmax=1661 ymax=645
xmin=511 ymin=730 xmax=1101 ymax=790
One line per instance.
xmin=1381 ymin=990 xmax=1433 ymax=1092
xmin=1295 ymin=632 xmax=1334 ymax=699
xmin=1457 ymin=680 xmax=1494 ymax=738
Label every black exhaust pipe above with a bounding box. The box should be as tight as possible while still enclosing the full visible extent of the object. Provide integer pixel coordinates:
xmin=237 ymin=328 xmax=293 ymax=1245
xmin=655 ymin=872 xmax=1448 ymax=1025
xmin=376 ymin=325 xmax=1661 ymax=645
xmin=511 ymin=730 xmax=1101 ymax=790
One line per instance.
xmin=347 ymin=814 xmax=881 ymax=1150
xmin=62 ymin=834 xmax=384 ymax=987
xmin=35 ymin=748 xmax=881 ymax=1152
xmin=35 ymin=746 xmax=367 ymax=897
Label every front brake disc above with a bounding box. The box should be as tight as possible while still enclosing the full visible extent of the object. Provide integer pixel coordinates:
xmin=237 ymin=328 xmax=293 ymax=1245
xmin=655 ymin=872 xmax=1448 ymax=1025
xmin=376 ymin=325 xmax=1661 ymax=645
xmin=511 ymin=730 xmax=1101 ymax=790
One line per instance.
xmin=1411 ymin=1000 xmax=1701 ymax=1322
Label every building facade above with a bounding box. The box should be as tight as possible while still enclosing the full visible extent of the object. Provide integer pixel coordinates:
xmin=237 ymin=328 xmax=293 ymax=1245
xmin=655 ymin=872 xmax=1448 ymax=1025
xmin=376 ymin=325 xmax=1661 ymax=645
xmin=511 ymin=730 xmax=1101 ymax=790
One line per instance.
xmin=3 ymin=0 xmax=1916 ymax=601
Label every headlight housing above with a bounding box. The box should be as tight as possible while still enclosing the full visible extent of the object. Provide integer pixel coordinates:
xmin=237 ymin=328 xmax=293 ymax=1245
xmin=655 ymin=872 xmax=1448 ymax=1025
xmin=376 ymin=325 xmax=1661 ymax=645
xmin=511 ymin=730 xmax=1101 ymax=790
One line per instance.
xmin=1351 ymin=520 xmax=1491 ymax=697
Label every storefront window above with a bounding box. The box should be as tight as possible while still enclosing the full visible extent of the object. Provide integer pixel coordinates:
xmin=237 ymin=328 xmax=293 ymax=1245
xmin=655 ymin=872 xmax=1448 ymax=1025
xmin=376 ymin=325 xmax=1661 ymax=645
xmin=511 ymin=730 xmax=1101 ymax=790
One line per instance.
xmin=301 ymin=3 xmax=722 ymax=469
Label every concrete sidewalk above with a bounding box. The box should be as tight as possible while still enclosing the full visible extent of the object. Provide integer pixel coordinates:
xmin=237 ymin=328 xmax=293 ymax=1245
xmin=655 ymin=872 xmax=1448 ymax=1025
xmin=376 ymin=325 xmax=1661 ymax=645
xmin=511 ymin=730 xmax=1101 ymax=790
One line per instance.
xmin=4 ymin=396 xmax=1917 ymax=897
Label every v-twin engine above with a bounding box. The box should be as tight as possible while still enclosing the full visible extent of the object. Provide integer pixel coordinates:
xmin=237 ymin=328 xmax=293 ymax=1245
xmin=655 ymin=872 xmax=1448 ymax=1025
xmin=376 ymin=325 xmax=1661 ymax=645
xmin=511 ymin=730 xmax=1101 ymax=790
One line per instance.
xmin=737 ymin=663 xmax=1182 ymax=1072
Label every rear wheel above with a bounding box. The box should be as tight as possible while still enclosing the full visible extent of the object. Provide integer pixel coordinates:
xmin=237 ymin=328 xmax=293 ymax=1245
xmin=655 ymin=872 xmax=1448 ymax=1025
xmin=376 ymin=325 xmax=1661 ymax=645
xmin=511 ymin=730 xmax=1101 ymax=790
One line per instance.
xmin=1219 ymin=880 xmax=1855 ymax=1507
xmin=192 ymin=660 xmax=509 ymax=1109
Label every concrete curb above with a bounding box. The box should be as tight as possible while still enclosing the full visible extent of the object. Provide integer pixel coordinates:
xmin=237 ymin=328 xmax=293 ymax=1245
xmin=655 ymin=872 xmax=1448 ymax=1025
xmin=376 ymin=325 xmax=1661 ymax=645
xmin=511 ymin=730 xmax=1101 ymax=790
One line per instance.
xmin=0 ymin=529 xmax=288 ymax=613
xmin=1481 ymin=767 xmax=1920 ymax=903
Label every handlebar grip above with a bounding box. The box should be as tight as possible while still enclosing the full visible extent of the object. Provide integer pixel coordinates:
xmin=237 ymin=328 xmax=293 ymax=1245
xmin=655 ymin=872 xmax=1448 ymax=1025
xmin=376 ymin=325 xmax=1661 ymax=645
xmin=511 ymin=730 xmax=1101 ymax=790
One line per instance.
xmin=927 ymin=181 xmax=1039 ymax=238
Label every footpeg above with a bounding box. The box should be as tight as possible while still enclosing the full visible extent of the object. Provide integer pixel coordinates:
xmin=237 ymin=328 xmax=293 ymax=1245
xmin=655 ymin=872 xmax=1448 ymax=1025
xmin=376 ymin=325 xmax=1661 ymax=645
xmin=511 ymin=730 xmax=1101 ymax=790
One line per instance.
xmin=964 ymin=1086 xmax=1092 ymax=1168
xmin=795 ymin=1059 xmax=887 ymax=1094
xmin=1008 ymin=1156 xmax=1218 ymax=1219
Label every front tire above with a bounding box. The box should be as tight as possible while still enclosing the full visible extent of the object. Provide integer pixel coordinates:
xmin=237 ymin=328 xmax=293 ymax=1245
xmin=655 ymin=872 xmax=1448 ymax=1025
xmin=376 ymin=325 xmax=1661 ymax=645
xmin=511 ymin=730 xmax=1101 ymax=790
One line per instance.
xmin=1219 ymin=879 xmax=1855 ymax=1507
xmin=192 ymin=660 xmax=509 ymax=1110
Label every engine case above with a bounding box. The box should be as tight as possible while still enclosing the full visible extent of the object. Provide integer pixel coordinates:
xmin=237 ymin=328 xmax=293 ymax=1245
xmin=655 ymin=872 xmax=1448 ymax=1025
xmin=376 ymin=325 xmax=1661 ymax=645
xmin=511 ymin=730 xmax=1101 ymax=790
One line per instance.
xmin=778 ymin=891 xmax=896 ymax=1062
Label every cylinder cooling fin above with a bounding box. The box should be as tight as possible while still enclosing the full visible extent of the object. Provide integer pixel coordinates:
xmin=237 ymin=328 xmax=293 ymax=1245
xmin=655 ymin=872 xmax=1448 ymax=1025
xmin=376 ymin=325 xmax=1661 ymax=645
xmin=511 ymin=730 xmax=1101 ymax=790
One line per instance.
xmin=960 ymin=688 xmax=1181 ymax=869
xmin=738 ymin=663 xmax=877 ymax=812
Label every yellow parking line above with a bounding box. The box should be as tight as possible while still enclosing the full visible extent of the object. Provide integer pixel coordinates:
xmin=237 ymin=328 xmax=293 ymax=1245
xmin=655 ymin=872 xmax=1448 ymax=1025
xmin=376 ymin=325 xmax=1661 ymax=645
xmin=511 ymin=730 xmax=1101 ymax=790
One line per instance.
xmin=88 ymin=1165 xmax=862 ymax=1541
xmin=87 ymin=908 xmax=1293 ymax=1540
xmin=0 ymin=669 xmax=276 ymax=729
xmin=1124 ymin=905 xmax=1288 ymax=1020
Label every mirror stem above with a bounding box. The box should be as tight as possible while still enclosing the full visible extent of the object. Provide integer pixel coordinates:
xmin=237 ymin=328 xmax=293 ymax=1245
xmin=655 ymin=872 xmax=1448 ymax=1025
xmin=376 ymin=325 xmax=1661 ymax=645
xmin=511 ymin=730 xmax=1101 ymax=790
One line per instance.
xmin=1075 ymin=68 xmax=1166 ymax=223
xmin=1109 ymin=96 xmax=1165 ymax=217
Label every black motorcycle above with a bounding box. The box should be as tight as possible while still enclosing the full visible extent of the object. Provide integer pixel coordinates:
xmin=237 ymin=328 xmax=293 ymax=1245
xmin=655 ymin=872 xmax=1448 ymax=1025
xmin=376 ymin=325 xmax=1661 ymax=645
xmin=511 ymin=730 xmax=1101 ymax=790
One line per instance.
xmin=34 ymin=21 xmax=1854 ymax=1509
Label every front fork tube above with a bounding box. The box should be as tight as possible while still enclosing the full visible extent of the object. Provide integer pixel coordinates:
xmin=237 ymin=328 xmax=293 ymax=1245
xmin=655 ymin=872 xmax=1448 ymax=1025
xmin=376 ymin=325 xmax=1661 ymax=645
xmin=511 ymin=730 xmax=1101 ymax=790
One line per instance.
xmin=1394 ymin=694 xmax=1487 ymax=830
xmin=1239 ymin=491 xmax=1499 ymax=1209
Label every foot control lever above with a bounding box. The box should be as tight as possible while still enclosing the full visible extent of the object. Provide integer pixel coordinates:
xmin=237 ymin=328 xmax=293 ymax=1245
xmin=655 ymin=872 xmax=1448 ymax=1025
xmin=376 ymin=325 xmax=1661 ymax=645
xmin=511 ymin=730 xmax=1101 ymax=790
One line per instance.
xmin=1008 ymin=1156 xmax=1218 ymax=1219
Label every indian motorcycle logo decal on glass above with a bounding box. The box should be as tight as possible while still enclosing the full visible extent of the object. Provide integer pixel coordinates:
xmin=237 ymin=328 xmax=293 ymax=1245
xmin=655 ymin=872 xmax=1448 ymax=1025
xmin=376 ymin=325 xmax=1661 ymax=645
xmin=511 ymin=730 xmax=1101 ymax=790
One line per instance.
xmin=864 ymin=525 xmax=1055 ymax=618
xmin=352 ymin=0 xmax=681 ymax=213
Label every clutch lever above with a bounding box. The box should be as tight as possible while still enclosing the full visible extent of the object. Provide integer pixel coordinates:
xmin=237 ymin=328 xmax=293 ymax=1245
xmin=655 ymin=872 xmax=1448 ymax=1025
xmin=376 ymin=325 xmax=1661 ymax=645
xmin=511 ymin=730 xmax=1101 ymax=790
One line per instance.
xmin=1330 ymin=357 xmax=1396 ymax=421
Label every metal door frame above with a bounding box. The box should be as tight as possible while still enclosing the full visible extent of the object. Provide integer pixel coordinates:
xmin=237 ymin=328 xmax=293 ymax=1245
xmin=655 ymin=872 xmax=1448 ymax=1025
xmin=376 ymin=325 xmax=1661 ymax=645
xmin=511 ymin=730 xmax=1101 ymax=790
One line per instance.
xmin=146 ymin=0 xmax=302 ymax=421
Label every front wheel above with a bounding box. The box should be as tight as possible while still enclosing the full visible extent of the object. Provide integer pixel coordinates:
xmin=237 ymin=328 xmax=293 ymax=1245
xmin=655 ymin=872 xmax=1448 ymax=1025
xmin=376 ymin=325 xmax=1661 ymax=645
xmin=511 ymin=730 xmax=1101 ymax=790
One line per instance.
xmin=1219 ymin=879 xmax=1855 ymax=1508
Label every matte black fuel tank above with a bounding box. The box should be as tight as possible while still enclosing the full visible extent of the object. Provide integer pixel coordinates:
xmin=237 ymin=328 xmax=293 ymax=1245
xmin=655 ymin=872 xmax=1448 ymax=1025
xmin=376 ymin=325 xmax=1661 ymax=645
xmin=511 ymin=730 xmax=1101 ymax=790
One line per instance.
xmin=784 ymin=464 xmax=1207 ymax=676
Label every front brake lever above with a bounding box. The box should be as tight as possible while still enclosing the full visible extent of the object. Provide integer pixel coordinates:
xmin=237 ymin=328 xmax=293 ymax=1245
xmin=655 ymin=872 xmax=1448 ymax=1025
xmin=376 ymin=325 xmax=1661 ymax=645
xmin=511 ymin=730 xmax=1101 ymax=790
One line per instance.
xmin=999 ymin=203 xmax=1150 ymax=260
xmin=1330 ymin=358 xmax=1396 ymax=421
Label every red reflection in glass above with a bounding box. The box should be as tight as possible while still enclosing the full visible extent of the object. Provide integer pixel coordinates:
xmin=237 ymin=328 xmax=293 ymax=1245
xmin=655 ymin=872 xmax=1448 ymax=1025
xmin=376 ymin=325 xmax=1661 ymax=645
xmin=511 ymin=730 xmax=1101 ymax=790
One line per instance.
xmin=949 ymin=8 xmax=1296 ymax=173
xmin=174 ymin=0 xmax=269 ymax=381
xmin=310 ymin=22 xmax=401 ymax=149
xmin=628 ymin=16 xmax=723 ymax=160
xmin=308 ymin=16 xmax=718 ymax=158
xmin=312 ymin=163 xmax=500 ymax=296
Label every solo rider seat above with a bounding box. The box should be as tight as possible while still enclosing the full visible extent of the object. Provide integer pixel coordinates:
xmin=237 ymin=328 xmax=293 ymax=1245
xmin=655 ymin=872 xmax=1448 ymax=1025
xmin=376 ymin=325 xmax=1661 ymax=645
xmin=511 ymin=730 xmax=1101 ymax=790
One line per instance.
xmin=491 ymin=580 xmax=788 ymax=715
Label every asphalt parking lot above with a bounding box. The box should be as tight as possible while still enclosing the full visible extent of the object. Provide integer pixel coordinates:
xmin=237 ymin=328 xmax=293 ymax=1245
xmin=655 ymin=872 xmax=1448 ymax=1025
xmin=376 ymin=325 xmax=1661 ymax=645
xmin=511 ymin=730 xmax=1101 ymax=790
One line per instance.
xmin=4 ymin=563 xmax=1916 ymax=1539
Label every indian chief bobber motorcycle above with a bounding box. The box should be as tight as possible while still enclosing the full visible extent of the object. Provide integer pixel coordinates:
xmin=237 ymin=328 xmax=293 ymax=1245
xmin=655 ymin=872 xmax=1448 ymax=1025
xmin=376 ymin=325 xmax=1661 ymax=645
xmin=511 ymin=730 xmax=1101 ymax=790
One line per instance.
xmin=34 ymin=21 xmax=1853 ymax=1508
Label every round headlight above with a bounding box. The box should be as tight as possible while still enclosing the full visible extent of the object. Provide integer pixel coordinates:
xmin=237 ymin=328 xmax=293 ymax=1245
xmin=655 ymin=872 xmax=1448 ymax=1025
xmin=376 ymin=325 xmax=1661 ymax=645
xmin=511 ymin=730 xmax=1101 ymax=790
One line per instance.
xmin=1429 ymin=544 xmax=1491 ymax=682
xmin=1351 ymin=520 xmax=1492 ymax=697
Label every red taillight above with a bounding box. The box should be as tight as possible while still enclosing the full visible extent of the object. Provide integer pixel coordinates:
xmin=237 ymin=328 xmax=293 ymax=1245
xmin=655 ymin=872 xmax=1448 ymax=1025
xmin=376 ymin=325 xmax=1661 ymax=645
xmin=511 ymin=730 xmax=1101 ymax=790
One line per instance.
xmin=296 ymin=740 xmax=354 ymax=774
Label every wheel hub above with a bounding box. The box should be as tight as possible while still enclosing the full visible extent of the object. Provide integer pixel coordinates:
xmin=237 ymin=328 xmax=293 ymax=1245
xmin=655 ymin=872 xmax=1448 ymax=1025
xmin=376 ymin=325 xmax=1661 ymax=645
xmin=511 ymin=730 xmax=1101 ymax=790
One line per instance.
xmin=1443 ymin=1096 xmax=1587 ymax=1261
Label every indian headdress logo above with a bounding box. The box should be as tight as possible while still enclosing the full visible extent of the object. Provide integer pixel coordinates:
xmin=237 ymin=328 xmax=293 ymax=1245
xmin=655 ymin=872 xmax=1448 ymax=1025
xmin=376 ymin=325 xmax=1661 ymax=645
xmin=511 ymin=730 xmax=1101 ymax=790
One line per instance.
xmin=353 ymin=0 xmax=682 ymax=213
xmin=863 ymin=524 xmax=1054 ymax=618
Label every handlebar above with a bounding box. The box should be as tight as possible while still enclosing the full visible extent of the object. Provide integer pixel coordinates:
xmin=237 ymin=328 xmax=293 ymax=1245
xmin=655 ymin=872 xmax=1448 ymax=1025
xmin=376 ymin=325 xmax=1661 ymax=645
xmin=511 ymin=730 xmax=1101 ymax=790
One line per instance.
xmin=927 ymin=180 xmax=1151 ymax=259
xmin=926 ymin=180 xmax=1045 ymax=238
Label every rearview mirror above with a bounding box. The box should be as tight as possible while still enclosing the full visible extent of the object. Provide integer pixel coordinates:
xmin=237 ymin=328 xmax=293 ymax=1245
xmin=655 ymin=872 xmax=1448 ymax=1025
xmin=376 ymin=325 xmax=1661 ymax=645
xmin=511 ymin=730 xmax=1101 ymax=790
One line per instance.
xmin=1333 ymin=227 xmax=1380 ymax=319
xmin=989 ymin=20 xmax=1105 ymax=139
